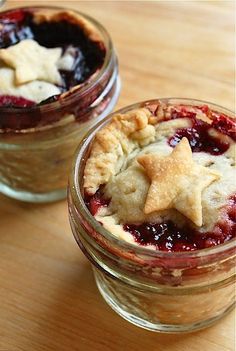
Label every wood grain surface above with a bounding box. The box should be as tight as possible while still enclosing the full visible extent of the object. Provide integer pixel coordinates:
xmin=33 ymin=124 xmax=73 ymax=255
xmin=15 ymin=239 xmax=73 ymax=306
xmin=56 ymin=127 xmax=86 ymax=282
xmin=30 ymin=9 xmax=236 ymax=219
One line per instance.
xmin=0 ymin=1 xmax=235 ymax=350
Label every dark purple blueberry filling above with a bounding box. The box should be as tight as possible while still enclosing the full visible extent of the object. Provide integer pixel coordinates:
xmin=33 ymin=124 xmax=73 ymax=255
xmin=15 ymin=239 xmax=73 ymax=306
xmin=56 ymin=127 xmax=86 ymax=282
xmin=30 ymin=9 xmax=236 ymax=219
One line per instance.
xmin=0 ymin=8 xmax=106 ymax=104
xmin=28 ymin=19 xmax=105 ymax=91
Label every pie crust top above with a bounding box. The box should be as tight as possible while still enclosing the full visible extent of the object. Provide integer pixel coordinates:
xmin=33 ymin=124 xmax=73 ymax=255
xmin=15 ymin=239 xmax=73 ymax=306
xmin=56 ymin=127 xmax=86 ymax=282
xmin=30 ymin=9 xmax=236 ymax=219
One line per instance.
xmin=83 ymin=101 xmax=236 ymax=244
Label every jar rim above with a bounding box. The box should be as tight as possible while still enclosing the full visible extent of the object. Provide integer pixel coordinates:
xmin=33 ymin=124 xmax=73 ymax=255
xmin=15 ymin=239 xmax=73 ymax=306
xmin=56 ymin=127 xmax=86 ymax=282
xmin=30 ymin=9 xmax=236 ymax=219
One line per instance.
xmin=0 ymin=5 xmax=114 ymax=114
xmin=69 ymin=97 xmax=236 ymax=259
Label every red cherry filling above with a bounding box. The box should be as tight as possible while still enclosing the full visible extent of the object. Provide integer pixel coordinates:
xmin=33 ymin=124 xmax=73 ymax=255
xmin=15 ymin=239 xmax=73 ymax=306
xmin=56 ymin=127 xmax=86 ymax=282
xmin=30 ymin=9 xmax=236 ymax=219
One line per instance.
xmin=123 ymin=197 xmax=235 ymax=251
xmin=0 ymin=95 xmax=36 ymax=108
xmin=211 ymin=113 xmax=236 ymax=141
xmin=169 ymin=113 xmax=233 ymax=155
xmin=85 ymin=191 xmax=110 ymax=216
xmin=123 ymin=221 xmax=197 ymax=251
xmin=86 ymin=192 xmax=235 ymax=252
xmin=0 ymin=9 xmax=26 ymax=23
xmin=169 ymin=125 xmax=229 ymax=155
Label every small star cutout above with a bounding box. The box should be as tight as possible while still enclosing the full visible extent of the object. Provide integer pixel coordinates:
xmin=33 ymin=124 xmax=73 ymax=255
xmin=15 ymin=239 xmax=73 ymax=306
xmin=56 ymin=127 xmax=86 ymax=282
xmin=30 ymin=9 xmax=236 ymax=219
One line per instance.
xmin=0 ymin=39 xmax=62 ymax=85
xmin=137 ymin=137 xmax=220 ymax=226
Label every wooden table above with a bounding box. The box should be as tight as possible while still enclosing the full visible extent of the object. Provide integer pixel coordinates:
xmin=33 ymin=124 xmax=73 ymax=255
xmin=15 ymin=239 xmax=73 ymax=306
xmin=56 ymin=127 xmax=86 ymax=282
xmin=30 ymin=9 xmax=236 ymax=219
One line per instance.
xmin=0 ymin=1 xmax=235 ymax=350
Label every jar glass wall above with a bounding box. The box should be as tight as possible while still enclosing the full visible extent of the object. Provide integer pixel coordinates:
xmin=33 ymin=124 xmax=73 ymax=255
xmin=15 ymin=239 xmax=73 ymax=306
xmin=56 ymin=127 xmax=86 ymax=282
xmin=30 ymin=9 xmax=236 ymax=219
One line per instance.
xmin=68 ymin=98 xmax=236 ymax=333
xmin=0 ymin=6 xmax=120 ymax=202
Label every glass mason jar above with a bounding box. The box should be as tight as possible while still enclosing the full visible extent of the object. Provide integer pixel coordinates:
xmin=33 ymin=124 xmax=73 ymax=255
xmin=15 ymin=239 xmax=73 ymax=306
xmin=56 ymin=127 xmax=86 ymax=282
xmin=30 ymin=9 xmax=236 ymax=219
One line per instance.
xmin=68 ymin=98 xmax=236 ymax=333
xmin=0 ymin=6 xmax=120 ymax=202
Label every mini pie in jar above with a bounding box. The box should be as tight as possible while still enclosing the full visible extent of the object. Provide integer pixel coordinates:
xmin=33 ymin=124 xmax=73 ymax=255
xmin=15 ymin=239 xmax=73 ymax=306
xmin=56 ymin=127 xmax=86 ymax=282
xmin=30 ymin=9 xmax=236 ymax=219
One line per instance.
xmin=68 ymin=98 xmax=236 ymax=333
xmin=0 ymin=6 xmax=120 ymax=202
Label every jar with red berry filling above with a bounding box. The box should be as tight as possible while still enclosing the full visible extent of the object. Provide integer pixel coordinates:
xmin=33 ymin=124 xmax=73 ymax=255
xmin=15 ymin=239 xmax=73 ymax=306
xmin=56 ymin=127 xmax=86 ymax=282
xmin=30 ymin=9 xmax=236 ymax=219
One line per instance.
xmin=68 ymin=98 xmax=236 ymax=332
xmin=0 ymin=6 xmax=120 ymax=202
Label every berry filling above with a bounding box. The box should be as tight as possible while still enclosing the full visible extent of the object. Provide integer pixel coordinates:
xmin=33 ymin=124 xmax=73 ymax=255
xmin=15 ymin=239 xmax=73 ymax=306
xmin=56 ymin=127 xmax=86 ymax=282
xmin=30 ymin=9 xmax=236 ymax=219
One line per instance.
xmin=168 ymin=109 xmax=235 ymax=155
xmin=85 ymin=190 xmax=110 ymax=216
xmin=86 ymin=192 xmax=235 ymax=252
xmin=0 ymin=8 xmax=106 ymax=105
xmin=169 ymin=124 xmax=229 ymax=155
xmin=0 ymin=10 xmax=30 ymax=48
xmin=0 ymin=95 xmax=36 ymax=108
xmin=123 ymin=193 xmax=235 ymax=252
xmin=211 ymin=113 xmax=236 ymax=141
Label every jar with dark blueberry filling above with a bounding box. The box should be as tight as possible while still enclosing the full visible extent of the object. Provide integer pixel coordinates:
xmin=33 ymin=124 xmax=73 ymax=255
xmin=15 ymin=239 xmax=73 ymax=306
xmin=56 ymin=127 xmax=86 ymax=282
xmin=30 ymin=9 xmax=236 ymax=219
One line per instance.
xmin=0 ymin=6 xmax=120 ymax=202
xmin=68 ymin=98 xmax=236 ymax=333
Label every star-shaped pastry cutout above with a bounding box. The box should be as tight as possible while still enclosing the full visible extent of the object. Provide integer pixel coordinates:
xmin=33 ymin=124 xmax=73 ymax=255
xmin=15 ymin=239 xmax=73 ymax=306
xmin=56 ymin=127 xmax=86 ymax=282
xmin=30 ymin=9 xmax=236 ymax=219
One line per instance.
xmin=137 ymin=137 xmax=220 ymax=226
xmin=0 ymin=39 xmax=62 ymax=85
